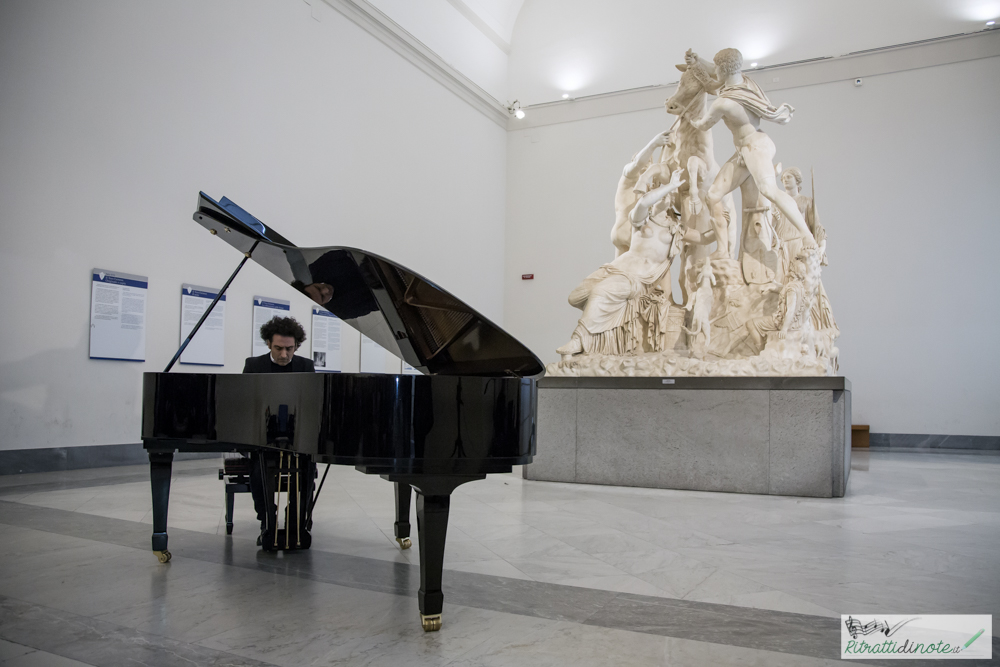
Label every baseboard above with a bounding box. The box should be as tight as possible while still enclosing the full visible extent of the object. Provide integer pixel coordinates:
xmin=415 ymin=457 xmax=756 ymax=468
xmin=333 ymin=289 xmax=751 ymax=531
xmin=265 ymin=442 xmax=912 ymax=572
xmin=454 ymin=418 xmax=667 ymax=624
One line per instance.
xmin=868 ymin=433 xmax=1000 ymax=451
xmin=866 ymin=448 xmax=1000 ymax=456
xmin=0 ymin=443 xmax=216 ymax=475
xmin=6 ymin=434 xmax=991 ymax=476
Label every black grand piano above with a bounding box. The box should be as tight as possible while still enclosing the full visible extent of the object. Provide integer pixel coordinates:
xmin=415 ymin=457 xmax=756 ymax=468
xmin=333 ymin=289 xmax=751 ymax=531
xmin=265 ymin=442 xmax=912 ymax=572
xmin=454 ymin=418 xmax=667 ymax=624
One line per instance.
xmin=142 ymin=193 xmax=543 ymax=631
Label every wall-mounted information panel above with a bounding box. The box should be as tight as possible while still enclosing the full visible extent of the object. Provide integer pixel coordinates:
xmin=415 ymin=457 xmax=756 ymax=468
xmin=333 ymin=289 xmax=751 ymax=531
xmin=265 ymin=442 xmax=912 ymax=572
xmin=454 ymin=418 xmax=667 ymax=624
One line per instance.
xmin=89 ymin=269 xmax=148 ymax=361
xmin=311 ymin=307 xmax=342 ymax=372
xmin=179 ymin=284 xmax=225 ymax=366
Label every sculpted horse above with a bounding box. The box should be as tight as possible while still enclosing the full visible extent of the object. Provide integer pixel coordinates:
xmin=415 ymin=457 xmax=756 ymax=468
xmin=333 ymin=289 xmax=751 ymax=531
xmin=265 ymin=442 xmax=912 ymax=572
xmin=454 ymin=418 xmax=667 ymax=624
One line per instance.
xmin=664 ymin=50 xmax=738 ymax=293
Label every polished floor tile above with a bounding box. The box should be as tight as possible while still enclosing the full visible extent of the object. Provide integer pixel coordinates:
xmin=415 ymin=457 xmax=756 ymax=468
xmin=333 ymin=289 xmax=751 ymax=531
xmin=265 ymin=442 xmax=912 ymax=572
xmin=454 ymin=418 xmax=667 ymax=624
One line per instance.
xmin=0 ymin=638 xmax=36 ymax=661
xmin=1 ymin=650 xmax=97 ymax=667
xmin=0 ymin=450 xmax=998 ymax=665
xmin=9 ymin=452 xmax=1000 ymax=623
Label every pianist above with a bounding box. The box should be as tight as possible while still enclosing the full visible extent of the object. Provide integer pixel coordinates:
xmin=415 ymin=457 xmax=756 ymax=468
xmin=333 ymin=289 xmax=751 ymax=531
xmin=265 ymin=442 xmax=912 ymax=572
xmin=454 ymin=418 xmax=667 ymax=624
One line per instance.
xmin=243 ymin=316 xmax=316 ymax=546
xmin=243 ymin=316 xmax=316 ymax=373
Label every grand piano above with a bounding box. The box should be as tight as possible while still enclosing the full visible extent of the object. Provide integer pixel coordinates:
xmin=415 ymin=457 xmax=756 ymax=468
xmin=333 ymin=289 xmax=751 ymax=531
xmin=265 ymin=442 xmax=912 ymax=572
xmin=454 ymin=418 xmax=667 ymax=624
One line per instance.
xmin=142 ymin=193 xmax=543 ymax=631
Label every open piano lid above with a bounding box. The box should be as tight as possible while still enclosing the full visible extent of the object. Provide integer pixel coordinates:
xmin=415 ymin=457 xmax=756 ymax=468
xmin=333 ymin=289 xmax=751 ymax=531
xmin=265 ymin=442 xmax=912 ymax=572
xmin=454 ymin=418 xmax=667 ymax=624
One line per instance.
xmin=193 ymin=192 xmax=544 ymax=378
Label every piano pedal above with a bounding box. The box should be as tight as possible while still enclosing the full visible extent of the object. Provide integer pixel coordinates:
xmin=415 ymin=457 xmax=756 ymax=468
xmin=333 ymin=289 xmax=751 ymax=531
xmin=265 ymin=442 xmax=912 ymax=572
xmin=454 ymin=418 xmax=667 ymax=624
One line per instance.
xmin=259 ymin=529 xmax=312 ymax=552
xmin=153 ymin=550 xmax=172 ymax=563
xmin=395 ymin=537 xmax=412 ymax=550
xmin=261 ymin=529 xmax=281 ymax=552
xmin=420 ymin=614 xmax=442 ymax=632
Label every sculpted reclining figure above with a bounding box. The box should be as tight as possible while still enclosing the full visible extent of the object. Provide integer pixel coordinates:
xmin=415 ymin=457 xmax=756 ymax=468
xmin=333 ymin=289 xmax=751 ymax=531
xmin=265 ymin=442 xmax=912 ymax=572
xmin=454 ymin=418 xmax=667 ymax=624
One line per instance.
xmin=558 ymin=167 xmax=715 ymax=358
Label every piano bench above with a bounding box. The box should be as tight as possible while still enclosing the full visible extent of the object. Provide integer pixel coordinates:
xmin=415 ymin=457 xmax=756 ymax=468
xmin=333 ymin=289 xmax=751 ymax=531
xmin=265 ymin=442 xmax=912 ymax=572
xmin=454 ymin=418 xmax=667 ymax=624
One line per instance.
xmin=219 ymin=469 xmax=252 ymax=535
xmin=222 ymin=457 xmax=252 ymax=476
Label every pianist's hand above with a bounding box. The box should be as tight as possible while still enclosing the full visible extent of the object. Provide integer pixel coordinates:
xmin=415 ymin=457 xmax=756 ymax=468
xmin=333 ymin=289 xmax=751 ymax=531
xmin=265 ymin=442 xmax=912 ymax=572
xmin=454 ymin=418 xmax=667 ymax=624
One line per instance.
xmin=304 ymin=283 xmax=334 ymax=305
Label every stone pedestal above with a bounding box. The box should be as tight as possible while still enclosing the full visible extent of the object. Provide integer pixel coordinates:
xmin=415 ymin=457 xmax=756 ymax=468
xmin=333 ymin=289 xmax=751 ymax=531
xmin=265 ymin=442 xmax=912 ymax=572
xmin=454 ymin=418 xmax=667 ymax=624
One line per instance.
xmin=525 ymin=377 xmax=851 ymax=498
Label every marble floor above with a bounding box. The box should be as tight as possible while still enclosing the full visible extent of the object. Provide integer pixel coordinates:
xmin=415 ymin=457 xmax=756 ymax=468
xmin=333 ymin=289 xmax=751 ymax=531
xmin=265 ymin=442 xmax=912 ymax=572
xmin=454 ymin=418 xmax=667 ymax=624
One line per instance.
xmin=0 ymin=450 xmax=997 ymax=666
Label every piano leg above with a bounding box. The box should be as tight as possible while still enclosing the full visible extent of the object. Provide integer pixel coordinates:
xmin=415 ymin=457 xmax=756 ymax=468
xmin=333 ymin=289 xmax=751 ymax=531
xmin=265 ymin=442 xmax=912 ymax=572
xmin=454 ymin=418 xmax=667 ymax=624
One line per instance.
xmin=393 ymin=482 xmax=412 ymax=549
xmin=149 ymin=451 xmax=173 ymax=563
xmin=224 ymin=484 xmax=235 ymax=535
xmin=384 ymin=474 xmax=485 ymax=632
xmin=415 ymin=493 xmax=448 ymax=631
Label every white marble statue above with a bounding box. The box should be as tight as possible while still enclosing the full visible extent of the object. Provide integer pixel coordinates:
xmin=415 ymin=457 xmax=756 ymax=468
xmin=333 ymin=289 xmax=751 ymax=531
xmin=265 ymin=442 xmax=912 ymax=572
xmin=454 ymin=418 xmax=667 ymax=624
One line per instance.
xmin=548 ymin=47 xmax=841 ymax=378
xmin=774 ymin=165 xmax=838 ymax=335
xmin=686 ymin=49 xmax=817 ymax=258
xmin=740 ymin=192 xmax=782 ymax=288
xmin=682 ymin=258 xmax=716 ymax=357
xmin=665 ymin=49 xmax=738 ymax=302
xmin=556 ymin=168 xmax=716 ymax=358
xmin=724 ymin=251 xmax=818 ymax=357
xmin=777 ymin=165 xmax=826 ymax=265
xmin=611 ymin=131 xmax=673 ymax=258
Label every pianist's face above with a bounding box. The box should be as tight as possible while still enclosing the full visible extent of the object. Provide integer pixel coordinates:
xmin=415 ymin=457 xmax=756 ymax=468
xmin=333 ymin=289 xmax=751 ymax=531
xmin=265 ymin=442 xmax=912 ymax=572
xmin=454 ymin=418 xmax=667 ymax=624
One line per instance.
xmin=267 ymin=334 xmax=298 ymax=365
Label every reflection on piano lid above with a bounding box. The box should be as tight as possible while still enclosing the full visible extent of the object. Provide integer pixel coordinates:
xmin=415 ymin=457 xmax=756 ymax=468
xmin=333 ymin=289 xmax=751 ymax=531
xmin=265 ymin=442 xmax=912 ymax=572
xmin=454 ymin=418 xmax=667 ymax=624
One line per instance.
xmin=194 ymin=192 xmax=544 ymax=378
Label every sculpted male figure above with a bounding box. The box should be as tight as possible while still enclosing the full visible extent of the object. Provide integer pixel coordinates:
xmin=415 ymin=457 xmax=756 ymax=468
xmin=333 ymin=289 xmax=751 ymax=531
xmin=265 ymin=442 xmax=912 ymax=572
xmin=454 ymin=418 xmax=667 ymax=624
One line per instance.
xmin=688 ymin=48 xmax=817 ymax=258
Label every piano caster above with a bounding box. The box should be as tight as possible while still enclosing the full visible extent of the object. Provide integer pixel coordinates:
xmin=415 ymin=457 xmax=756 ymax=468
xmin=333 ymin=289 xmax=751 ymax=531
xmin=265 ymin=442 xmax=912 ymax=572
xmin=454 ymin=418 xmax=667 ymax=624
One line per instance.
xmin=396 ymin=537 xmax=411 ymax=550
xmin=154 ymin=550 xmax=172 ymax=564
xmin=420 ymin=614 xmax=442 ymax=632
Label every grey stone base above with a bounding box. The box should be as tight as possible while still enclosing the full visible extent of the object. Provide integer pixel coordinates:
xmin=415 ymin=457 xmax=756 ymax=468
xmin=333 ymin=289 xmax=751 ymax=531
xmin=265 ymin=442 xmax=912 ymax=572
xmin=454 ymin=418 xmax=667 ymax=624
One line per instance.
xmin=0 ymin=443 xmax=215 ymax=475
xmin=525 ymin=377 xmax=851 ymax=498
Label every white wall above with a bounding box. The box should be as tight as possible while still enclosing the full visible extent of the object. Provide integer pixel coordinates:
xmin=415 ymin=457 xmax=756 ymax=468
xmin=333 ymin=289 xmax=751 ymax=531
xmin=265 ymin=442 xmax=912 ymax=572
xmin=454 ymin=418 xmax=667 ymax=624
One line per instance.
xmin=0 ymin=0 xmax=508 ymax=450
xmin=505 ymin=55 xmax=1000 ymax=436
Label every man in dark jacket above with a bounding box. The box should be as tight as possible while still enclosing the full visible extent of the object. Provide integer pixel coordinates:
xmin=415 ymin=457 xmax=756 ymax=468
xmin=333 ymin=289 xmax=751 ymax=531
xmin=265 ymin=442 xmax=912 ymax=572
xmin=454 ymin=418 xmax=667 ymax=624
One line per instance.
xmin=243 ymin=316 xmax=316 ymax=373
xmin=243 ymin=316 xmax=315 ymax=547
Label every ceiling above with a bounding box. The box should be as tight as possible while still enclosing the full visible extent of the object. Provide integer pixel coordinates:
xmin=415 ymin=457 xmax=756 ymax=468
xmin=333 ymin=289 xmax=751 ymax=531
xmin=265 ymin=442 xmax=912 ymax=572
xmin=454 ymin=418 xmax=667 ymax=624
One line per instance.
xmin=460 ymin=0 xmax=526 ymax=43
xmin=364 ymin=0 xmax=997 ymax=106
xmin=507 ymin=0 xmax=998 ymax=105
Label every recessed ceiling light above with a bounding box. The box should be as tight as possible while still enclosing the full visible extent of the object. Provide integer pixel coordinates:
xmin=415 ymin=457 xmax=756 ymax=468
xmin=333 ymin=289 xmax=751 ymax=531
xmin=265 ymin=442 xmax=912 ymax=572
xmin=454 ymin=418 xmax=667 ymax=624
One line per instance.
xmin=988 ymin=20 xmax=996 ymax=25
xmin=562 ymin=93 xmax=569 ymax=99
xmin=750 ymin=62 xmax=758 ymax=68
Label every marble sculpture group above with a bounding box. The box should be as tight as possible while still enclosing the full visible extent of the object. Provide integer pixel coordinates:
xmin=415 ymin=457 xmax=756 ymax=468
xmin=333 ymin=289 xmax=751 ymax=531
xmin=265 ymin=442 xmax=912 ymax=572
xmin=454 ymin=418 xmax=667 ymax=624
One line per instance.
xmin=550 ymin=48 xmax=840 ymax=377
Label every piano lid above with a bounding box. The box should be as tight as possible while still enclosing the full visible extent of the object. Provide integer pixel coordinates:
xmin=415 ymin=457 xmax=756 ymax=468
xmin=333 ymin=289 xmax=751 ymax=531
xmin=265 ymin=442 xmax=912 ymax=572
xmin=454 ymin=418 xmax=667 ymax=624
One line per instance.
xmin=193 ymin=192 xmax=545 ymax=378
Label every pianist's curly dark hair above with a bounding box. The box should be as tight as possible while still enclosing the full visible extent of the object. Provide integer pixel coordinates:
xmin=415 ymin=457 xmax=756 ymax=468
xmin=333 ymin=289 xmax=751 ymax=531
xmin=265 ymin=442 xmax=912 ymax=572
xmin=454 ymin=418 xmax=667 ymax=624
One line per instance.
xmin=260 ymin=316 xmax=307 ymax=346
